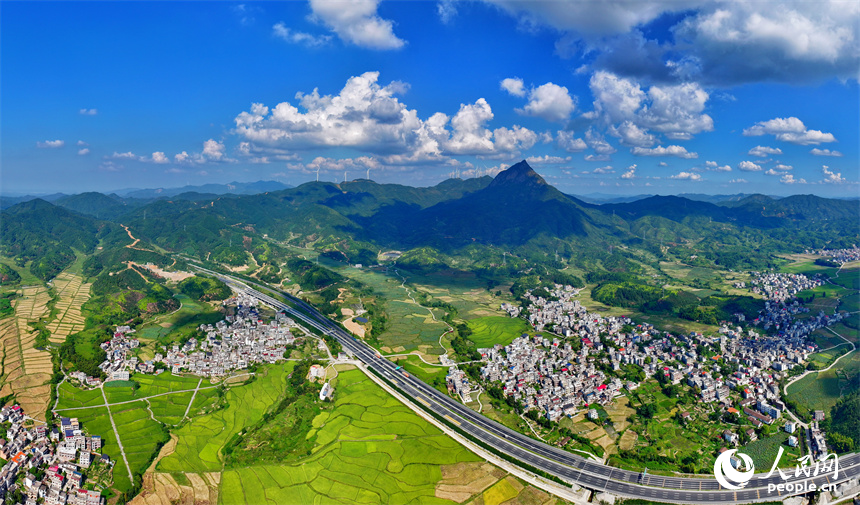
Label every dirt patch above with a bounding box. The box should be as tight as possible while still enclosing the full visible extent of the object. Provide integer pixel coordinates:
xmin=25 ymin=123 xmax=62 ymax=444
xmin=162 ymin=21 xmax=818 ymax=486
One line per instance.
xmin=436 ymin=462 xmax=505 ymax=502
xmin=342 ymin=318 xmax=366 ymax=339
xmin=341 ymin=308 xmax=355 ymax=317
xmin=131 ymin=263 xmax=195 ymax=283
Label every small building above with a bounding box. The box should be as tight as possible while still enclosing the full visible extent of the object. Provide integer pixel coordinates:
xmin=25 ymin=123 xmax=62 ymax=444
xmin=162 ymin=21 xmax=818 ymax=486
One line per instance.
xmin=588 ymin=409 xmax=599 ymax=421
xmin=78 ymin=451 xmax=91 ymax=468
xmin=788 ymin=436 xmax=799 ymax=448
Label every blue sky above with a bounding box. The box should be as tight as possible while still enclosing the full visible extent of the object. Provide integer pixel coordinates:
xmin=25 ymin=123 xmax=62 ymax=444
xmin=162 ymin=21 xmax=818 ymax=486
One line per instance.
xmin=2 ymin=1 xmax=858 ymax=196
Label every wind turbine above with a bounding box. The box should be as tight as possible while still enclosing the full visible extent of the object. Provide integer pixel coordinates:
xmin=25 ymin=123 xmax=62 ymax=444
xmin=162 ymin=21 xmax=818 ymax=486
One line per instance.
xmin=315 ymin=167 xmax=320 ymax=182
xmin=366 ymin=167 xmax=371 ymax=180
xmin=344 ymin=171 xmax=348 ymax=183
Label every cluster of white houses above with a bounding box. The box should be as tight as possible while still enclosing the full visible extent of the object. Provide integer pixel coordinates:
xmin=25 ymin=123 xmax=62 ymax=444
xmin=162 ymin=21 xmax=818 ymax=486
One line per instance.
xmin=161 ymin=294 xmax=298 ymax=377
xmin=810 ymin=246 xmax=860 ymax=265
xmin=0 ymin=406 xmax=108 ymax=505
xmin=744 ymin=272 xmax=823 ymax=303
xmin=454 ymin=276 xmax=849 ymax=461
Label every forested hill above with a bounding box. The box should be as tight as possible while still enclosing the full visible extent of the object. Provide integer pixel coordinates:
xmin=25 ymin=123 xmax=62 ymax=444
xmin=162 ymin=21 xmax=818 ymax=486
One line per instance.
xmin=3 ymin=161 xmax=858 ymax=278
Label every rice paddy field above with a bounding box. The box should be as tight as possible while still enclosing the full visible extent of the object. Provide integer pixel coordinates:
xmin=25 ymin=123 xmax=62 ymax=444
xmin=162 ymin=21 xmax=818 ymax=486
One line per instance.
xmin=57 ymin=405 xmax=136 ymax=492
xmin=110 ymin=401 xmax=170 ymax=483
xmin=316 ymin=258 xmax=509 ymax=355
xmin=786 ymin=349 xmax=860 ymax=414
xmin=54 ymin=372 xmax=223 ymax=494
xmin=0 ymin=284 xmax=54 ymax=421
xmin=157 ymin=365 xmax=291 ymax=474
xmin=466 ymin=316 xmax=531 ymax=348
xmin=218 ymin=368 xmax=481 ymax=505
xmin=45 ymin=272 xmax=91 ymax=344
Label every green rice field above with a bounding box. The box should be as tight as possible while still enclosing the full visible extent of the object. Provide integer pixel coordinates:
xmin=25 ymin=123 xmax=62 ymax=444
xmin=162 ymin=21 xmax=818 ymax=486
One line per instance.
xmin=466 ymin=316 xmax=531 ymax=348
xmin=157 ymin=364 xmax=291 ymax=474
xmin=786 ymin=350 xmax=860 ymax=413
xmin=218 ymin=368 xmax=479 ymax=504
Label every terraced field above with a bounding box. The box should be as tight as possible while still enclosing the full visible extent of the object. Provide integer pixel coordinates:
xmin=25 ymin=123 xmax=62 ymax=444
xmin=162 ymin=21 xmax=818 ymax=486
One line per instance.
xmin=0 ymin=284 xmax=54 ymax=420
xmin=45 ymin=272 xmax=91 ymax=344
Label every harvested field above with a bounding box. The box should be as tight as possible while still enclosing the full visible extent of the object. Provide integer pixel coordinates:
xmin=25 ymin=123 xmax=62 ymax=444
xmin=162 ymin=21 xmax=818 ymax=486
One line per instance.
xmin=435 ymin=462 xmax=504 ymax=502
xmin=619 ymin=430 xmax=638 ymax=451
xmin=129 ymin=472 xmax=219 ymax=505
xmin=45 ymin=272 xmax=91 ymax=344
xmin=0 ymin=285 xmax=53 ymax=420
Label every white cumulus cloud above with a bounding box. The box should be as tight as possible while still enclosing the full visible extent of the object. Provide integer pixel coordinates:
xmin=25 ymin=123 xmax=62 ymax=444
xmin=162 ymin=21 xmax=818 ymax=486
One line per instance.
xmin=36 ymin=140 xmax=64 ymax=148
xmin=821 ymin=166 xmax=847 ymax=184
xmin=500 ymin=78 xmax=526 ymax=97
xmin=780 ymin=174 xmax=806 ymax=184
xmin=525 ymin=155 xmax=571 ymax=165
xmin=77 ymin=148 xmax=90 ymax=156
xmin=234 ymin=72 xmax=536 ymax=162
xmin=621 ymin=164 xmax=637 ymax=179
xmin=728 ymin=178 xmax=748 ymax=184
xmin=557 ymin=131 xmax=587 ymax=152
xmin=79 ymin=108 xmax=98 ymax=115
xmin=670 ymin=171 xmax=702 ymax=180
xmin=630 ymin=145 xmax=697 ymax=158
xmin=309 ymin=0 xmax=405 ymax=50
xmin=748 ymin=145 xmax=782 ymax=157
xmin=743 ymin=116 xmax=836 ymax=145
xmin=151 ymin=152 xmax=169 ymax=164
xmin=810 ymin=148 xmax=843 ymax=157
xmin=738 ymin=160 xmax=762 ymax=172
xmin=517 ymin=82 xmax=575 ymax=122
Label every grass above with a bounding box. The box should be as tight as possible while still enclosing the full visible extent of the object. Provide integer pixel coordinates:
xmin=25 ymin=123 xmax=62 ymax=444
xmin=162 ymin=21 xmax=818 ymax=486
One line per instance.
xmin=56 ymin=381 xmax=105 ymax=409
xmin=393 ymin=354 xmax=447 ymax=392
xmin=786 ymin=350 xmax=860 ymax=413
xmin=157 ymin=364 xmax=290 ymax=474
xmin=218 ymin=368 xmax=480 ymax=504
xmin=466 ymin=316 xmax=531 ymax=348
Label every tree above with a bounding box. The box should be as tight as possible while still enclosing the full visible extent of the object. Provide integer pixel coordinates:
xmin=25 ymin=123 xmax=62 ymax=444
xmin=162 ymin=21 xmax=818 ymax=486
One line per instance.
xmin=638 ymin=403 xmax=658 ymax=419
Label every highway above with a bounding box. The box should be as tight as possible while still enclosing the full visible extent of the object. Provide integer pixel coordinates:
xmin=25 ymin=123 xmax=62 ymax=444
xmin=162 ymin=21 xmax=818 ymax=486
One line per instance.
xmin=196 ymin=266 xmax=860 ymax=504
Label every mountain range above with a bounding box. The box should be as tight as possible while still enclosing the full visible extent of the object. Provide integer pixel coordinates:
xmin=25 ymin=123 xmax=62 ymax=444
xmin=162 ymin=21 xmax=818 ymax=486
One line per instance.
xmin=2 ymin=161 xmax=858 ymax=280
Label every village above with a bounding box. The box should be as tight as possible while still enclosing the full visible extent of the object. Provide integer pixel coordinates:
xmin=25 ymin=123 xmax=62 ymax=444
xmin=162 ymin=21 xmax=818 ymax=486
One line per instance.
xmin=68 ymin=294 xmax=301 ymax=387
xmin=809 ymin=246 xmax=860 ymax=265
xmin=0 ymin=405 xmax=109 ymax=505
xmin=448 ymin=269 xmax=847 ymax=464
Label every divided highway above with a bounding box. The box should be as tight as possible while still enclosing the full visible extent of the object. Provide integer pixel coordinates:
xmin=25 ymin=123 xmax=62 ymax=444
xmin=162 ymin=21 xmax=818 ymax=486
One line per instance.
xmin=196 ymin=266 xmax=860 ymax=504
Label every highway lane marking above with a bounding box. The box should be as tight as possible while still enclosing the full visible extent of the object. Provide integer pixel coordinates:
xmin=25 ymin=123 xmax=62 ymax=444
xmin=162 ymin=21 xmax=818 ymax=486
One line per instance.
xmin=757 ymin=489 xmax=760 ymax=499
xmin=417 ymin=397 xmax=431 ymax=407
xmin=444 ymin=414 xmax=461 ymax=426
